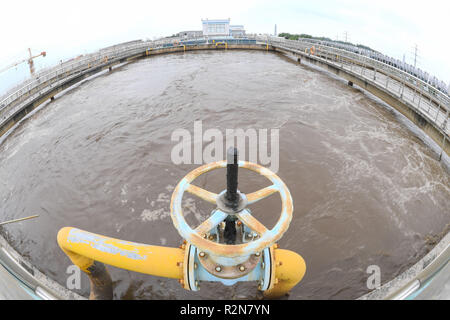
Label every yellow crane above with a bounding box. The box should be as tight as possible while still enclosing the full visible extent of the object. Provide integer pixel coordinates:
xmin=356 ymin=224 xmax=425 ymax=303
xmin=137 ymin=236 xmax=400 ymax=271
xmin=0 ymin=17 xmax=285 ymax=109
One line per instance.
xmin=0 ymin=48 xmax=46 ymax=76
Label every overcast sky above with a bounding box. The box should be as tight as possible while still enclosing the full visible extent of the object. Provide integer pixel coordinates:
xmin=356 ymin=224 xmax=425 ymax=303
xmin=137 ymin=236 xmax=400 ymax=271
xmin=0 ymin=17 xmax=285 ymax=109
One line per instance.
xmin=1 ymin=0 xmax=448 ymax=93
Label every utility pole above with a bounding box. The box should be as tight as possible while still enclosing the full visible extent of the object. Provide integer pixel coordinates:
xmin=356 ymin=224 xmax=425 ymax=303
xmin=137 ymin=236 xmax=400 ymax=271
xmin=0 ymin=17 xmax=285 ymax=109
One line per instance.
xmin=344 ymin=31 xmax=348 ymax=43
xmin=412 ymin=44 xmax=419 ymax=68
xmin=274 ymin=24 xmax=277 ymax=36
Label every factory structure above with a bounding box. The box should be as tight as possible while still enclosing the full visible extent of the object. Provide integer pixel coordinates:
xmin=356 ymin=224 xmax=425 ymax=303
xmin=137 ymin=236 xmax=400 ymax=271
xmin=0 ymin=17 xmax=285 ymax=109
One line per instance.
xmin=177 ymin=18 xmax=246 ymax=40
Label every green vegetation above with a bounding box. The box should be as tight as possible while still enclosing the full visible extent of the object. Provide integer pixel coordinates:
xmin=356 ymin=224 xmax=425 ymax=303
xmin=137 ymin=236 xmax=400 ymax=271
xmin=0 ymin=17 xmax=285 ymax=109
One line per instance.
xmin=278 ymin=32 xmax=377 ymax=53
xmin=278 ymin=33 xmax=315 ymax=40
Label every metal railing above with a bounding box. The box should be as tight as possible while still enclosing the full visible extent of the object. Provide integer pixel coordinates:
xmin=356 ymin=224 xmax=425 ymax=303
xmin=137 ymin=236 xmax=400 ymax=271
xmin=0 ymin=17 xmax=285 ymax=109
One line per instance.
xmin=1 ymin=35 xmax=448 ymax=140
xmin=0 ymin=36 xmax=262 ymax=128
xmin=0 ymin=39 xmax=180 ymax=126
xmin=258 ymin=36 xmax=449 ymax=137
xmin=288 ymin=37 xmax=449 ymax=95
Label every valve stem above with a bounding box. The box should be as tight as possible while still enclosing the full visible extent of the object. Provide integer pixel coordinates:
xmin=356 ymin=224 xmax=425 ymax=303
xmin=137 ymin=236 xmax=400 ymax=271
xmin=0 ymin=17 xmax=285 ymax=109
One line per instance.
xmin=225 ymin=147 xmax=239 ymax=206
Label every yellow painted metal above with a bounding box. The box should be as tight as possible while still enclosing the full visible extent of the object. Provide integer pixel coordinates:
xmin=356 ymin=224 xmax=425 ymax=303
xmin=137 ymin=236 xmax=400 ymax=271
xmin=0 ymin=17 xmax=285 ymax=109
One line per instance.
xmin=263 ymin=249 xmax=306 ymax=298
xmin=57 ymin=227 xmax=184 ymax=279
xmin=215 ymin=42 xmax=227 ymax=49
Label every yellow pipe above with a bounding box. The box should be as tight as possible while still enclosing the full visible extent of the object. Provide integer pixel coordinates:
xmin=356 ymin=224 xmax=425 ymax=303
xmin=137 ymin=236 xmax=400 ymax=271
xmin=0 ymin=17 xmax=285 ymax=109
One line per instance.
xmin=263 ymin=249 xmax=306 ymax=298
xmin=57 ymin=227 xmax=184 ymax=279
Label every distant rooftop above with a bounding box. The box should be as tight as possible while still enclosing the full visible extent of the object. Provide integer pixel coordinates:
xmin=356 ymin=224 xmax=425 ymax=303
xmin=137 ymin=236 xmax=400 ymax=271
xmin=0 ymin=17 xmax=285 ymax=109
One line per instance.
xmin=202 ymin=18 xmax=230 ymax=24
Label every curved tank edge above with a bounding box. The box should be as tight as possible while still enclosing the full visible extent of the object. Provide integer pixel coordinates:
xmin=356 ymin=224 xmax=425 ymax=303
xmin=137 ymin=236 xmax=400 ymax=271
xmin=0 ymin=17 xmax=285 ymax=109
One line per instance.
xmin=0 ymin=232 xmax=85 ymax=300
xmin=0 ymin=44 xmax=448 ymax=300
xmin=1 ymin=226 xmax=448 ymax=300
xmin=358 ymin=230 xmax=450 ymax=300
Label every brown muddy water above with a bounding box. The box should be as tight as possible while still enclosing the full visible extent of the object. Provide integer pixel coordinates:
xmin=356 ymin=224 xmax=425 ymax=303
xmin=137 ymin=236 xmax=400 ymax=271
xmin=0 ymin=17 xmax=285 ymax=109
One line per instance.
xmin=0 ymin=50 xmax=449 ymax=299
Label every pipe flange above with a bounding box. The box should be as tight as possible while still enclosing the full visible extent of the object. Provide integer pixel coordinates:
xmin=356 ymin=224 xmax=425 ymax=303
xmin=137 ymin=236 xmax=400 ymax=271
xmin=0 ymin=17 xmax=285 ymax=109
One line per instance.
xmin=260 ymin=246 xmax=276 ymax=291
xmin=197 ymin=251 xmax=261 ymax=279
xmin=183 ymin=243 xmax=199 ymax=291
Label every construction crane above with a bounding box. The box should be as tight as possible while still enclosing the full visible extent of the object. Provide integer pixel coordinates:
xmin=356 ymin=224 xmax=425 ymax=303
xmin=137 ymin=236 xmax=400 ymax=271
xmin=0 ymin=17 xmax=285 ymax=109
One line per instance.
xmin=0 ymin=48 xmax=46 ymax=76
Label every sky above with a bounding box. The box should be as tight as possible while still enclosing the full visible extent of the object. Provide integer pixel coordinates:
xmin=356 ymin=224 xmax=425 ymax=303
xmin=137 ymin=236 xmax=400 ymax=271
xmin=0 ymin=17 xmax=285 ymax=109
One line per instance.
xmin=1 ymin=0 xmax=449 ymax=94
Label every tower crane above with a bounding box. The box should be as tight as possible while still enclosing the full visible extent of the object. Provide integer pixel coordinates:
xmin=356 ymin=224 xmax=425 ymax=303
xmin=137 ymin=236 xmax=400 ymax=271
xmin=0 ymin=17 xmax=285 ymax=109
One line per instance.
xmin=0 ymin=48 xmax=46 ymax=76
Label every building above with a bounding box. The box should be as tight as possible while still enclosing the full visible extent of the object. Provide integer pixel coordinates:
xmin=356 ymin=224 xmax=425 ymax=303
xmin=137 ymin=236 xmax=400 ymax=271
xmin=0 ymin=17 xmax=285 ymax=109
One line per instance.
xmin=229 ymin=25 xmax=245 ymax=37
xmin=176 ymin=19 xmax=246 ymax=40
xmin=178 ymin=30 xmax=203 ymax=39
xmin=201 ymin=19 xmax=231 ymax=37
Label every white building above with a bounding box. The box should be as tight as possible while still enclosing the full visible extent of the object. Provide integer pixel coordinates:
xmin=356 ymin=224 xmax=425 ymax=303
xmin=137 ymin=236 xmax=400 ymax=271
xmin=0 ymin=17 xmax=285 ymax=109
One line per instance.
xmin=202 ymin=19 xmax=231 ymax=37
xmin=229 ymin=25 xmax=245 ymax=37
xmin=181 ymin=19 xmax=246 ymax=39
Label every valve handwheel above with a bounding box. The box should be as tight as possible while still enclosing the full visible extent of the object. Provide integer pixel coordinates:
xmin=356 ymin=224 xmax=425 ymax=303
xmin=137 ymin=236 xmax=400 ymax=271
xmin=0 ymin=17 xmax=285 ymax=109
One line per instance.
xmin=170 ymin=149 xmax=293 ymax=258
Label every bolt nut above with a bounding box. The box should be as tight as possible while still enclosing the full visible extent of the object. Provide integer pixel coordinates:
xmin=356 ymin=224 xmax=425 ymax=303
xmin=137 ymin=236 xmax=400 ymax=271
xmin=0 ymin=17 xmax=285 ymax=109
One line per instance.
xmin=215 ymin=266 xmax=222 ymax=272
xmin=195 ymin=280 xmax=199 ymax=288
xmin=199 ymin=252 xmax=206 ymax=258
xmin=239 ymin=265 xmax=245 ymax=272
xmin=255 ymin=252 xmax=261 ymax=256
xmin=262 ymin=262 xmax=265 ymax=269
xmin=194 ymin=263 xmax=198 ymax=269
